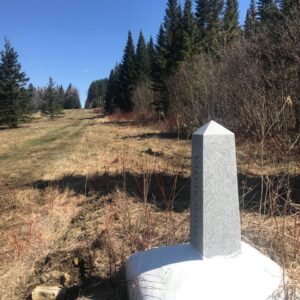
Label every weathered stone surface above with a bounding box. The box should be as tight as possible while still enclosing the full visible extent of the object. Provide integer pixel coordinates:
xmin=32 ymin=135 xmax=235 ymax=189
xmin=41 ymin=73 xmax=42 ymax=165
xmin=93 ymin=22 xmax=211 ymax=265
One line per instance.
xmin=190 ymin=121 xmax=241 ymax=258
xmin=32 ymin=285 xmax=65 ymax=300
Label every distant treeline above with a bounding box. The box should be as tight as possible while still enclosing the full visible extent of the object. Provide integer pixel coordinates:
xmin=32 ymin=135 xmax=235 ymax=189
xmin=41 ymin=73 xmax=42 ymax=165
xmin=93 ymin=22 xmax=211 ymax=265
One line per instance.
xmin=84 ymin=79 xmax=108 ymax=109
xmin=0 ymin=39 xmax=81 ymax=127
xmin=87 ymin=0 xmax=300 ymax=137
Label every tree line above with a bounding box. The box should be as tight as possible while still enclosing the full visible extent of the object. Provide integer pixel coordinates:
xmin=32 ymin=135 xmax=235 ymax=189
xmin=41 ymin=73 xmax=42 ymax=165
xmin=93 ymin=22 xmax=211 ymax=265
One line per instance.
xmin=88 ymin=0 xmax=299 ymax=137
xmin=0 ymin=39 xmax=81 ymax=128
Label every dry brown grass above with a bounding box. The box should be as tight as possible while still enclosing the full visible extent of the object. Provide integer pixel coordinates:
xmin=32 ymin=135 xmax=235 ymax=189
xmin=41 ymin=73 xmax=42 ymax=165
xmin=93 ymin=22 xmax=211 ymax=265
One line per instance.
xmin=0 ymin=109 xmax=299 ymax=299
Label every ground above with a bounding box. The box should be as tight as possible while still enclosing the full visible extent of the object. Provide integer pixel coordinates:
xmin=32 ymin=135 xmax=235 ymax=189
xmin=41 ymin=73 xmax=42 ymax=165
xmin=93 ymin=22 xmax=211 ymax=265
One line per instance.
xmin=0 ymin=110 xmax=299 ymax=299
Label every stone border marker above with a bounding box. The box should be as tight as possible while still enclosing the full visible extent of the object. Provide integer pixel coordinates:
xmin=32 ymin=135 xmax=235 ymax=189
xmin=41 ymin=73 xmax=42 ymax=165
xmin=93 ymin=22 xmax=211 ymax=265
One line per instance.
xmin=190 ymin=121 xmax=241 ymax=257
xmin=126 ymin=121 xmax=285 ymax=300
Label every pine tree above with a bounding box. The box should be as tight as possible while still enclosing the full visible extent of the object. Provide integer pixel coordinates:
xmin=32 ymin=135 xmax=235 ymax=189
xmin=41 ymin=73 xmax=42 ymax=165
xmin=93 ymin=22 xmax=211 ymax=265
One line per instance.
xmin=41 ymin=78 xmax=63 ymax=120
xmin=0 ymin=38 xmax=31 ymax=128
xmin=135 ymin=31 xmax=150 ymax=83
xmin=257 ymin=0 xmax=279 ymax=23
xmin=244 ymin=0 xmax=257 ymax=38
xmin=223 ymin=0 xmax=239 ymax=45
xmin=119 ymin=31 xmax=137 ymax=112
xmin=181 ymin=0 xmax=198 ymax=58
xmin=163 ymin=0 xmax=183 ymax=72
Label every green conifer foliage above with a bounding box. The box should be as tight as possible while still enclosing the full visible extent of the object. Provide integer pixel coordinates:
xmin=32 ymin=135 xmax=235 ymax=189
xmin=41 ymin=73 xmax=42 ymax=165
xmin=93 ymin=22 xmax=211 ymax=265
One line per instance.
xmin=163 ymin=0 xmax=183 ymax=72
xmin=195 ymin=0 xmax=224 ymax=55
xmin=257 ymin=0 xmax=279 ymax=23
xmin=41 ymin=78 xmax=63 ymax=120
xmin=119 ymin=31 xmax=137 ymax=112
xmin=195 ymin=0 xmax=210 ymax=30
xmin=64 ymin=84 xmax=81 ymax=109
xmin=181 ymin=0 xmax=198 ymax=58
xmin=244 ymin=0 xmax=257 ymax=38
xmin=85 ymin=80 xmax=107 ymax=108
xmin=147 ymin=36 xmax=156 ymax=80
xmin=152 ymin=25 xmax=168 ymax=113
xmin=136 ymin=31 xmax=150 ymax=83
xmin=0 ymin=39 xmax=31 ymax=128
xmin=223 ymin=0 xmax=240 ymax=45
xmin=105 ymin=64 xmax=121 ymax=114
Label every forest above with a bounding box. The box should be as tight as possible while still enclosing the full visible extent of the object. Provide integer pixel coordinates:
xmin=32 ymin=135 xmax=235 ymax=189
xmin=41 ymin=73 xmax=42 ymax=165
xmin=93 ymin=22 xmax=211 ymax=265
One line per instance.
xmin=86 ymin=0 xmax=299 ymax=139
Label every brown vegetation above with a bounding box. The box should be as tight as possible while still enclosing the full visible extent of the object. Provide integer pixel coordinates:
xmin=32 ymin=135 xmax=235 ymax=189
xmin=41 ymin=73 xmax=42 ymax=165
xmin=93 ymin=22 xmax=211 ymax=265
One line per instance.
xmin=0 ymin=110 xmax=299 ymax=299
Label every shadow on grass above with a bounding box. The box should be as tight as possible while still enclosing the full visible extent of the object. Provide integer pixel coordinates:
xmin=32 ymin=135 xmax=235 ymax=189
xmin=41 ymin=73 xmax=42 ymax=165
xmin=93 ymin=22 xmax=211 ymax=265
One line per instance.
xmin=33 ymin=171 xmax=300 ymax=214
xmin=65 ymin=269 xmax=127 ymax=300
xmin=33 ymin=172 xmax=191 ymax=213
xmin=238 ymin=173 xmax=300 ymax=213
xmin=121 ymin=132 xmax=188 ymax=141
xmin=80 ymin=114 xmax=105 ymax=121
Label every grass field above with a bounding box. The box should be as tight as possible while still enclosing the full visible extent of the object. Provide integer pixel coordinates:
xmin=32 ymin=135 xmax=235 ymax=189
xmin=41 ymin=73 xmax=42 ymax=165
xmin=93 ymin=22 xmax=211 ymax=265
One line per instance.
xmin=0 ymin=110 xmax=299 ymax=299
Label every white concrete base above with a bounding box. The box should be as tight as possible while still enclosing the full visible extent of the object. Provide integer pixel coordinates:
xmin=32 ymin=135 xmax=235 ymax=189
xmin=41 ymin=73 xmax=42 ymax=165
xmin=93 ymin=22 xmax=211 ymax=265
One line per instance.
xmin=126 ymin=242 xmax=285 ymax=300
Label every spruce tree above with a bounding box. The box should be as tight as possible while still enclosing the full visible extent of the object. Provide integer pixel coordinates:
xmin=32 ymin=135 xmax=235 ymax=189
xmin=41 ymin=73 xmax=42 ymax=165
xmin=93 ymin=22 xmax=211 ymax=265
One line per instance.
xmin=57 ymin=85 xmax=65 ymax=108
xmin=152 ymin=25 xmax=168 ymax=113
xmin=181 ymin=0 xmax=198 ymax=58
xmin=105 ymin=64 xmax=121 ymax=114
xmin=64 ymin=84 xmax=81 ymax=109
xmin=119 ymin=31 xmax=137 ymax=112
xmin=135 ymin=31 xmax=150 ymax=83
xmin=195 ymin=0 xmax=224 ymax=55
xmin=244 ymin=0 xmax=257 ymax=38
xmin=147 ymin=36 xmax=156 ymax=80
xmin=206 ymin=0 xmax=224 ymax=55
xmin=223 ymin=0 xmax=239 ymax=45
xmin=0 ymin=39 xmax=31 ymax=128
xmin=41 ymin=78 xmax=63 ymax=120
xmin=257 ymin=0 xmax=279 ymax=23
xmin=163 ymin=0 xmax=183 ymax=73
xmin=195 ymin=0 xmax=210 ymax=30
xmin=279 ymin=0 xmax=300 ymax=15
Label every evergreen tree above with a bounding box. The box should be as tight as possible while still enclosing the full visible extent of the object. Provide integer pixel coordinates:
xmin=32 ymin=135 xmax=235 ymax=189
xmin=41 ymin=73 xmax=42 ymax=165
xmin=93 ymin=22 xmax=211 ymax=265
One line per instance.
xmin=181 ymin=0 xmax=198 ymax=58
xmin=85 ymin=80 xmax=107 ymax=108
xmin=223 ymin=0 xmax=239 ymax=45
xmin=105 ymin=65 xmax=121 ymax=114
xmin=57 ymin=85 xmax=65 ymax=108
xmin=163 ymin=0 xmax=183 ymax=72
xmin=195 ymin=0 xmax=224 ymax=55
xmin=64 ymin=84 xmax=81 ymax=109
xmin=195 ymin=0 xmax=210 ymax=30
xmin=279 ymin=0 xmax=300 ymax=15
xmin=206 ymin=0 xmax=224 ymax=55
xmin=119 ymin=31 xmax=137 ymax=112
xmin=257 ymin=0 xmax=279 ymax=23
xmin=152 ymin=25 xmax=168 ymax=113
xmin=0 ymin=39 xmax=31 ymax=128
xmin=41 ymin=78 xmax=63 ymax=120
xmin=135 ymin=31 xmax=150 ymax=83
xmin=147 ymin=36 xmax=156 ymax=80
xmin=244 ymin=0 xmax=257 ymax=38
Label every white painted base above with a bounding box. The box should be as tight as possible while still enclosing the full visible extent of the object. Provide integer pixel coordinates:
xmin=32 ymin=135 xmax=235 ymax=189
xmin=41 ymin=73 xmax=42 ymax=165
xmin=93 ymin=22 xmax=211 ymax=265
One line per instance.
xmin=126 ymin=242 xmax=285 ymax=300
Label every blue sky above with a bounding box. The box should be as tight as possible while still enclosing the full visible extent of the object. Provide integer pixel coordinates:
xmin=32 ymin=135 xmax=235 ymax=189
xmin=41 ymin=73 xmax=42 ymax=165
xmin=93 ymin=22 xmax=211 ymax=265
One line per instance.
xmin=0 ymin=0 xmax=250 ymax=106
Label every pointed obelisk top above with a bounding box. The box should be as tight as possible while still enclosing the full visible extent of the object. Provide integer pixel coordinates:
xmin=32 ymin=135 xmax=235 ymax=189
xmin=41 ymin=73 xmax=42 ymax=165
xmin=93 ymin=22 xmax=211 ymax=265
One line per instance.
xmin=193 ymin=121 xmax=233 ymax=136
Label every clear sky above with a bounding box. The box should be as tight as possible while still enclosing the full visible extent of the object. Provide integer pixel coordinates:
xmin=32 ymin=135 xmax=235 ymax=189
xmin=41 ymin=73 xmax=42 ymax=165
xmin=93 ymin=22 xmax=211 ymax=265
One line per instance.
xmin=0 ymin=0 xmax=250 ymax=106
